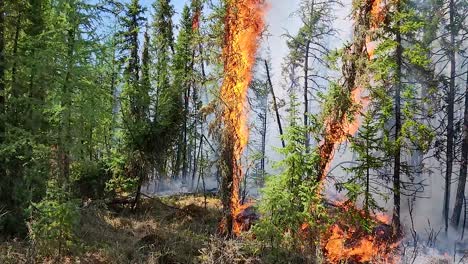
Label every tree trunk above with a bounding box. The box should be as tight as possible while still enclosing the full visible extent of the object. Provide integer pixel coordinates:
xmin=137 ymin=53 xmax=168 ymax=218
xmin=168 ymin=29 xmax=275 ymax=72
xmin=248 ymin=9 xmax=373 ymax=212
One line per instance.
xmin=444 ymin=0 xmax=456 ymax=233
xmin=0 ymin=0 xmax=5 ymax=120
xmin=11 ymin=13 xmax=20 ymax=95
xmin=260 ymin=99 xmax=267 ymax=180
xmin=60 ymin=27 xmax=76 ymax=186
xmin=452 ymin=71 xmax=468 ymax=226
xmin=304 ymin=41 xmax=311 ymax=151
xmin=0 ymin=0 xmax=5 ymax=194
xmin=365 ymin=135 xmax=370 ymax=215
xmin=392 ymin=3 xmax=402 ymax=235
xmin=264 ymin=60 xmax=285 ymax=148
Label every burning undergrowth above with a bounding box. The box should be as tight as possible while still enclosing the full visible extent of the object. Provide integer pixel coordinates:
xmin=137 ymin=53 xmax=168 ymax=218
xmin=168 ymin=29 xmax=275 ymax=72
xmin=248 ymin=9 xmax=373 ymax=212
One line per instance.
xmin=321 ymin=200 xmax=401 ymax=263
xmin=239 ymin=197 xmax=401 ymax=263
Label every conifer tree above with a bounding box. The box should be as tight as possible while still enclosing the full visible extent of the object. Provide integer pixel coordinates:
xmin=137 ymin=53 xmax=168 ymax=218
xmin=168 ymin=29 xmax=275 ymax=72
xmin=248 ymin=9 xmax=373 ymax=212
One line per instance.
xmin=118 ymin=0 xmax=147 ymax=209
xmin=368 ymin=0 xmax=433 ymax=234
xmin=173 ymin=5 xmax=195 ymax=181
xmin=284 ymin=0 xmax=339 ymax=153
xmin=339 ymin=113 xmax=386 ymax=215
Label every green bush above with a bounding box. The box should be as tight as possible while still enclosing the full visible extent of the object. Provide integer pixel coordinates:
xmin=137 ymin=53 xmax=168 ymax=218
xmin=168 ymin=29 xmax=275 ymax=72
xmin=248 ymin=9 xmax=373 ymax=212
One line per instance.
xmin=253 ymin=96 xmax=328 ymax=262
xmin=29 ymin=181 xmax=80 ymax=257
xmin=71 ymin=161 xmax=111 ymax=199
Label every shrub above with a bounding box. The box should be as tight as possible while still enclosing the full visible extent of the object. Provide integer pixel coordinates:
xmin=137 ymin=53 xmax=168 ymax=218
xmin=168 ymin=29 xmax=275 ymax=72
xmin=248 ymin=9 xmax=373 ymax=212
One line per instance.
xmin=28 ymin=181 xmax=80 ymax=257
xmin=71 ymin=161 xmax=111 ymax=199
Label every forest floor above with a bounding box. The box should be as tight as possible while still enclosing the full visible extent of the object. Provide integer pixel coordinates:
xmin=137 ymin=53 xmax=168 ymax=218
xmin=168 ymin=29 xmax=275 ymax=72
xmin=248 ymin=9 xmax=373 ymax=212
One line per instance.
xmin=0 ymin=194 xmax=243 ymax=264
xmin=0 ymin=194 xmax=462 ymax=264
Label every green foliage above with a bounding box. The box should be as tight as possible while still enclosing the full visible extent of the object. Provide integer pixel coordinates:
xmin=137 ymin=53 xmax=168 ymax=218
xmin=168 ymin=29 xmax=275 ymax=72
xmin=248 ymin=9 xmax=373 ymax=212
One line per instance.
xmin=254 ymin=95 xmax=327 ymax=255
xmin=337 ymin=113 xmax=387 ymax=215
xmin=71 ymin=161 xmax=111 ymax=199
xmin=103 ymin=149 xmax=138 ymax=195
xmin=29 ymin=181 xmax=80 ymax=256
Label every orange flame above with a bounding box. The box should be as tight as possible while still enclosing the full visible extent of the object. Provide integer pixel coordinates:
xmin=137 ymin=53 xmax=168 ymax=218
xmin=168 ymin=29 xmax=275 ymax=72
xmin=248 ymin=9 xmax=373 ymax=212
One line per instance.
xmin=367 ymin=0 xmax=386 ymax=58
xmin=317 ymin=3 xmax=398 ymax=262
xmin=318 ymin=86 xmax=369 ymax=181
xmin=317 ymin=0 xmax=383 ymax=182
xmin=320 ymin=202 xmax=399 ymax=263
xmin=324 ymin=224 xmax=399 ymax=263
xmin=220 ymin=0 xmax=265 ymax=236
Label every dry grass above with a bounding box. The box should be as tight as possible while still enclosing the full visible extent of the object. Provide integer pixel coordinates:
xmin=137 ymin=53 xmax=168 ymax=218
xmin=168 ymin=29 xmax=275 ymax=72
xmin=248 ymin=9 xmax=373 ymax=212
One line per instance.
xmin=0 ymin=195 xmax=223 ymax=264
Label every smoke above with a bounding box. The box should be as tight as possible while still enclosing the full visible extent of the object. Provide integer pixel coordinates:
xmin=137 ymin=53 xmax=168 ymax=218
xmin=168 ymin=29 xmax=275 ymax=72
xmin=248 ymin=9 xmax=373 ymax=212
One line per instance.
xmin=260 ymin=0 xmax=468 ymax=259
xmin=143 ymin=176 xmax=219 ymax=197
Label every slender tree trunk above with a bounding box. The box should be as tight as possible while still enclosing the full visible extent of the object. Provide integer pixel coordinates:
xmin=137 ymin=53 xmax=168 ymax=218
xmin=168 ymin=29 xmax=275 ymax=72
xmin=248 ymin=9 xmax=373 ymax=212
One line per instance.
xmin=11 ymin=13 xmax=20 ymax=95
xmin=392 ymin=5 xmax=402 ymax=235
xmin=132 ymin=169 xmax=144 ymax=211
xmin=0 ymin=0 xmax=5 ymax=124
xmin=444 ymin=0 xmax=456 ymax=233
xmin=60 ymin=28 xmax=76 ymax=186
xmin=452 ymin=71 xmax=468 ymax=226
xmin=365 ymin=136 xmax=370 ymax=215
xmin=0 ymin=0 xmax=5 ymax=188
xmin=260 ymin=92 xmax=267 ymax=180
xmin=304 ymin=41 xmax=311 ymax=151
xmin=264 ymin=60 xmax=285 ymax=148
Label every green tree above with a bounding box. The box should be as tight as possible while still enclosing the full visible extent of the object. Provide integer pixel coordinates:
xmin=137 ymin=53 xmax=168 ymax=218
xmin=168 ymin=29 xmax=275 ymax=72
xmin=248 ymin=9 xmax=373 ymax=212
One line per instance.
xmin=117 ymin=0 xmax=148 ymax=209
xmin=338 ymin=113 xmax=386 ymax=216
xmin=368 ymin=0 xmax=433 ymax=234
xmin=254 ymin=94 xmax=325 ymax=260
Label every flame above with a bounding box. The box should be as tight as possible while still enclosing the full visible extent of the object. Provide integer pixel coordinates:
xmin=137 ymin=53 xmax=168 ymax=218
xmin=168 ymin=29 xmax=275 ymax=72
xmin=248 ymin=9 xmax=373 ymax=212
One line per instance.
xmin=317 ymin=86 xmax=369 ymax=181
xmin=233 ymin=200 xmax=254 ymax=234
xmin=367 ymin=0 xmax=386 ymax=58
xmin=316 ymin=0 xmax=383 ymax=182
xmin=375 ymin=212 xmax=392 ymax=225
xmin=324 ymin=224 xmax=399 ymax=263
xmin=321 ymin=201 xmax=399 ymax=263
xmin=219 ymin=0 xmax=265 ymax=236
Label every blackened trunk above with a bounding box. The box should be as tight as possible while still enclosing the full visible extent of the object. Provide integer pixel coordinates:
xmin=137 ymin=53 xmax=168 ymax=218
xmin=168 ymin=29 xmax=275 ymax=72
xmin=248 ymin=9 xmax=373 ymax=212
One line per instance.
xmin=392 ymin=8 xmax=402 ymax=236
xmin=264 ymin=60 xmax=285 ymax=148
xmin=0 ymin=0 xmax=5 ymax=119
xmin=444 ymin=0 xmax=456 ymax=233
xmin=261 ymin=107 xmax=267 ymax=179
xmin=452 ymin=71 xmax=468 ymax=226
xmin=304 ymin=41 xmax=310 ymax=151
xmin=365 ymin=136 xmax=370 ymax=215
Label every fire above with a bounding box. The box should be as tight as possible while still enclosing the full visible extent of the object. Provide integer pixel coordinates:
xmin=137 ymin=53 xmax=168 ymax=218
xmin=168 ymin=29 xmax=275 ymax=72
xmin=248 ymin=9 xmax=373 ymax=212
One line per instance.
xmin=321 ymin=201 xmax=400 ymax=263
xmin=219 ymin=0 xmax=265 ymax=236
xmin=367 ymin=0 xmax=386 ymax=58
xmin=324 ymin=224 xmax=399 ymax=263
xmin=317 ymin=86 xmax=369 ymax=181
xmin=316 ymin=0 xmax=384 ymax=183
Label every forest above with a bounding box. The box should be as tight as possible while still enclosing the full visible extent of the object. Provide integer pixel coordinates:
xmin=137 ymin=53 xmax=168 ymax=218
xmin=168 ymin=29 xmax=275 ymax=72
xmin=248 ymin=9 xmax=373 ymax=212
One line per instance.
xmin=0 ymin=0 xmax=467 ymax=263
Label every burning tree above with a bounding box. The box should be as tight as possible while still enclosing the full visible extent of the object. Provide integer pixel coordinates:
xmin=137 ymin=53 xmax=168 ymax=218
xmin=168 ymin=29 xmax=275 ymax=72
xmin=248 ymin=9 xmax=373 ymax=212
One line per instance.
xmin=255 ymin=0 xmax=404 ymax=262
xmin=218 ymin=0 xmax=265 ymax=237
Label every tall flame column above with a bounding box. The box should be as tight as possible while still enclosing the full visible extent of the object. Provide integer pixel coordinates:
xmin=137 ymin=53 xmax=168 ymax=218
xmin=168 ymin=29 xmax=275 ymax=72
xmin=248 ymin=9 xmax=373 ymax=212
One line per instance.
xmin=219 ymin=0 xmax=265 ymax=236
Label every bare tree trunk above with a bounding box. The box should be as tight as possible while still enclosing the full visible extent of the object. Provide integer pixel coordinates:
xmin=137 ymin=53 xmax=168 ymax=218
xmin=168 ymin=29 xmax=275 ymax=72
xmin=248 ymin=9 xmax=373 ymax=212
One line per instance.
xmin=452 ymin=71 xmax=468 ymax=226
xmin=392 ymin=3 xmax=402 ymax=235
xmin=0 ymin=0 xmax=5 ymax=195
xmin=264 ymin=60 xmax=285 ymax=148
xmin=11 ymin=13 xmax=20 ymax=95
xmin=192 ymin=135 xmax=203 ymax=190
xmin=260 ymin=99 xmax=267 ymax=180
xmin=365 ymin=135 xmax=370 ymax=215
xmin=444 ymin=0 xmax=456 ymax=233
xmin=132 ymin=165 xmax=144 ymax=211
xmin=60 ymin=28 xmax=76 ymax=187
xmin=0 ymin=0 xmax=5 ymax=137
xmin=304 ymin=41 xmax=311 ymax=152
